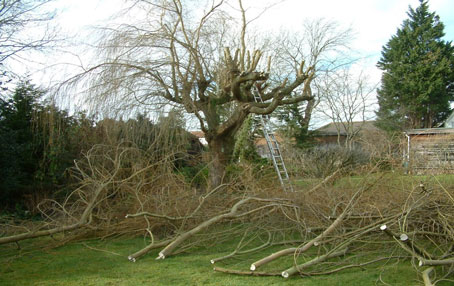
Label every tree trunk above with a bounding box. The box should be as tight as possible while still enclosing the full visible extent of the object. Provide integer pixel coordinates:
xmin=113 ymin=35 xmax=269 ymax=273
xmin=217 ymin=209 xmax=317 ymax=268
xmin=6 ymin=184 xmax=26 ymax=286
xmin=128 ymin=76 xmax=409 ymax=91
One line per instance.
xmin=207 ymin=135 xmax=235 ymax=188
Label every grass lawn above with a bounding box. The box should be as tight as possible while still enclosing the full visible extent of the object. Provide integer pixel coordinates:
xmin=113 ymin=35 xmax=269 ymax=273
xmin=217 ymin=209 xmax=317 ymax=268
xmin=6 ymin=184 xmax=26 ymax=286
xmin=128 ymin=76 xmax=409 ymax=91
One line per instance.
xmin=0 ymin=235 xmax=434 ymax=286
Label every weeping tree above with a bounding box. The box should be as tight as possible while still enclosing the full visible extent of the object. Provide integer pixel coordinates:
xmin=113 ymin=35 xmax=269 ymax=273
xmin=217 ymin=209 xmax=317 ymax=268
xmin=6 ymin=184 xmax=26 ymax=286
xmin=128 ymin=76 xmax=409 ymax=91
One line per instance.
xmin=70 ymin=0 xmax=349 ymax=187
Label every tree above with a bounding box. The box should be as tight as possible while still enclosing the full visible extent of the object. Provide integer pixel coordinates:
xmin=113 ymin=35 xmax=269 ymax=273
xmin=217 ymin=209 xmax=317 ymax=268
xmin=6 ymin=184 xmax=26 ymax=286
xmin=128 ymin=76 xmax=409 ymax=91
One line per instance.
xmin=0 ymin=81 xmax=94 ymax=211
xmin=376 ymin=0 xmax=454 ymax=131
xmin=0 ymin=81 xmax=44 ymax=207
xmin=0 ymin=0 xmax=55 ymax=64
xmin=317 ymin=68 xmax=375 ymax=149
xmin=70 ymin=1 xmax=351 ymax=187
xmin=273 ymin=19 xmax=352 ymax=148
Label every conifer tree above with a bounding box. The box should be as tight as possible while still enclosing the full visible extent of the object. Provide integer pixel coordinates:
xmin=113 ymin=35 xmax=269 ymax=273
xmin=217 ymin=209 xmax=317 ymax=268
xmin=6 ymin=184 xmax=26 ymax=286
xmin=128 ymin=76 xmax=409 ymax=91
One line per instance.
xmin=376 ymin=0 xmax=454 ymax=131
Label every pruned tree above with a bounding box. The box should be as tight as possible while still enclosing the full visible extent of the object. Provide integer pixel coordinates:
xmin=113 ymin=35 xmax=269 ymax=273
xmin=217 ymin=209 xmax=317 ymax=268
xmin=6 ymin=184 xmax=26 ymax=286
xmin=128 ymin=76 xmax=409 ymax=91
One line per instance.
xmin=68 ymin=0 xmax=354 ymax=187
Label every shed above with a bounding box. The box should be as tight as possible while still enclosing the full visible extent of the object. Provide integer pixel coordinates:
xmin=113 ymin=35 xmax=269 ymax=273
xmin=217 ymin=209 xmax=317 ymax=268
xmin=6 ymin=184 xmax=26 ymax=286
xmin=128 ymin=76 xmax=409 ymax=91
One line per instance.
xmin=405 ymin=128 xmax=454 ymax=173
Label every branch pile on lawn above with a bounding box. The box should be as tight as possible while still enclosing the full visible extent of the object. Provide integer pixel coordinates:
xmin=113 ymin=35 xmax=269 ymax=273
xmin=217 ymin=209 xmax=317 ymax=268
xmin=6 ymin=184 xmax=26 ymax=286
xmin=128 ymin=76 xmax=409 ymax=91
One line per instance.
xmin=2 ymin=146 xmax=454 ymax=283
xmin=0 ymin=142 xmax=204 ymax=245
xmin=211 ymin=175 xmax=454 ymax=283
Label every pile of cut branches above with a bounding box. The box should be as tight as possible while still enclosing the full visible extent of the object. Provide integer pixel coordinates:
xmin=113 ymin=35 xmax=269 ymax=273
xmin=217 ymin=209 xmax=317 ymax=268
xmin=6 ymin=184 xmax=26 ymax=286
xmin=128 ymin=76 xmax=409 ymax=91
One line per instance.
xmin=1 ymin=144 xmax=454 ymax=285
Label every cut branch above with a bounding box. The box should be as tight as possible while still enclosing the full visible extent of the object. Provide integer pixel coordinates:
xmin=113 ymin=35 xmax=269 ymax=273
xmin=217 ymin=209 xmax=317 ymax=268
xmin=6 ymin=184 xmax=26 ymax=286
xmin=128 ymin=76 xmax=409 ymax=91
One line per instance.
xmin=422 ymin=267 xmax=435 ymax=286
xmin=380 ymin=225 xmax=435 ymax=260
xmin=281 ymin=248 xmax=348 ymax=278
xmin=156 ymin=197 xmax=281 ymax=259
xmin=213 ymin=267 xmax=281 ymax=276
xmin=250 ymin=248 xmax=297 ymax=271
xmin=127 ymin=239 xmax=172 ymax=262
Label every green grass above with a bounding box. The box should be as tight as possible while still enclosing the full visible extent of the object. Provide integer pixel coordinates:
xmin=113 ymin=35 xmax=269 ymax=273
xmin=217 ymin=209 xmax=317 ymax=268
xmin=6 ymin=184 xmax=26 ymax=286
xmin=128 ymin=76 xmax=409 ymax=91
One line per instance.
xmin=294 ymin=172 xmax=454 ymax=191
xmin=0 ymin=236 xmax=436 ymax=286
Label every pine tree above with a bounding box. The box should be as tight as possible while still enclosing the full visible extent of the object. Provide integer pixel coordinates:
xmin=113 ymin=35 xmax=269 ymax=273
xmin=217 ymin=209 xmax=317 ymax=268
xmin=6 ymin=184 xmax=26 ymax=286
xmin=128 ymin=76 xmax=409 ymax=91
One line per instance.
xmin=376 ymin=0 xmax=454 ymax=131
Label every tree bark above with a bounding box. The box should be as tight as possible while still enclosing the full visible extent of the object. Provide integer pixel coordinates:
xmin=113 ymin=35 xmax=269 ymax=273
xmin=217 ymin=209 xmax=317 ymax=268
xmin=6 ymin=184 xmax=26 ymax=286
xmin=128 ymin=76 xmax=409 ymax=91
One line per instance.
xmin=207 ymin=134 xmax=236 ymax=188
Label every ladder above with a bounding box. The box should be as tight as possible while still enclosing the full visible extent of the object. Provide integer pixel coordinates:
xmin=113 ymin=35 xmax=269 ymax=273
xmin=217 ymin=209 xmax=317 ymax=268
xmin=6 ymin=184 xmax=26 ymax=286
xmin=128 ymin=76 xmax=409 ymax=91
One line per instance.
xmin=252 ymin=87 xmax=294 ymax=192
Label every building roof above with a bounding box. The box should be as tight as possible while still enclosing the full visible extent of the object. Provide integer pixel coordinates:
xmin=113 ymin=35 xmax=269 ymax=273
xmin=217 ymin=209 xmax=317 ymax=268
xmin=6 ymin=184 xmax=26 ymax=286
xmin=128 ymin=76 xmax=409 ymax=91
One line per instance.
xmin=315 ymin=121 xmax=379 ymax=136
xmin=406 ymin=128 xmax=454 ymax=135
xmin=254 ymin=135 xmax=284 ymax=147
xmin=190 ymin=131 xmax=205 ymax=138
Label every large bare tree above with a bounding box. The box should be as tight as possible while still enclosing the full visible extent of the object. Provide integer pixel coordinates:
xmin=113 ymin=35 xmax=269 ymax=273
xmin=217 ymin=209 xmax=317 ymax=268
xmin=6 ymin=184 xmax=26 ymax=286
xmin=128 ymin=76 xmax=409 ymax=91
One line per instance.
xmin=73 ymin=0 xmax=350 ymax=187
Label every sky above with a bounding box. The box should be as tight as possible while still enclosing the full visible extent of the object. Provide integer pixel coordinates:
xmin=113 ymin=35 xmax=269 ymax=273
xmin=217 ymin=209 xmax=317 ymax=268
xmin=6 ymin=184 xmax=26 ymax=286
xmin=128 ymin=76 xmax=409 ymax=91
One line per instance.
xmin=17 ymin=0 xmax=454 ymax=127
xmin=52 ymin=0 xmax=454 ymax=65
xmin=49 ymin=0 xmax=454 ymax=73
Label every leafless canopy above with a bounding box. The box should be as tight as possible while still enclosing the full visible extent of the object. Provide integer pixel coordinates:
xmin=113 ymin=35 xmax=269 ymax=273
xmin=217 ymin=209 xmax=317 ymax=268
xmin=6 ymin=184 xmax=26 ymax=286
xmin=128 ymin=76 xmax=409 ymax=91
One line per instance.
xmin=64 ymin=0 xmax=354 ymax=186
xmin=0 ymin=0 xmax=56 ymax=65
xmin=73 ymin=0 xmax=322 ymax=126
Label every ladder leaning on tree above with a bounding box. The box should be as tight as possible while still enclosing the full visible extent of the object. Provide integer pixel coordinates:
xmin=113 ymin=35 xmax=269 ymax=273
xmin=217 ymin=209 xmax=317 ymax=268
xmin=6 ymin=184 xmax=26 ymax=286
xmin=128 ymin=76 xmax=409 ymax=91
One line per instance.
xmin=252 ymin=86 xmax=294 ymax=192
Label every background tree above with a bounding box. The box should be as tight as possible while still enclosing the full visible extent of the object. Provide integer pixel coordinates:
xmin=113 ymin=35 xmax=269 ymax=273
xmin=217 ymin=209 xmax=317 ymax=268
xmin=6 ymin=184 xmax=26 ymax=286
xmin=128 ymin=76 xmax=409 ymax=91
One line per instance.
xmin=273 ymin=19 xmax=352 ymax=148
xmin=0 ymin=81 xmax=47 ymax=210
xmin=316 ymin=68 xmax=375 ymax=149
xmin=0 ymin=81 xmax=97 ymax=212
xmin=376 ymin=0 xmax=454 ymax=132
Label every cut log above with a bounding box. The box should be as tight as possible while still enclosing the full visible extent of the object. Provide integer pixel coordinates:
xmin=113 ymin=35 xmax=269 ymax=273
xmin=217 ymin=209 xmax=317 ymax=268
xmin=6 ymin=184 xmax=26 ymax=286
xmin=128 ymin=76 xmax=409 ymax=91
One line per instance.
xmin=0 ymin=222 xmax=85 ymax=245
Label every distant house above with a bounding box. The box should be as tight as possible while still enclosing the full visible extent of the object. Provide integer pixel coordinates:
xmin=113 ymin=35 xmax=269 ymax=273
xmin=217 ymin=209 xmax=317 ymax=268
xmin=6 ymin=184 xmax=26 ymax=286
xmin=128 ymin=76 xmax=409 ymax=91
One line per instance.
xmin=190 ymin=131 xmax=208 ymax=145
xmin=190 ymin=130 xmax=287 ymax=159
xmin=254 ymin=134 xmax=285 ymax=158
xmin=314 ymin=121 xmax=380 ymax=147
xmin=405 ymin=115 xmax=454 ymax=173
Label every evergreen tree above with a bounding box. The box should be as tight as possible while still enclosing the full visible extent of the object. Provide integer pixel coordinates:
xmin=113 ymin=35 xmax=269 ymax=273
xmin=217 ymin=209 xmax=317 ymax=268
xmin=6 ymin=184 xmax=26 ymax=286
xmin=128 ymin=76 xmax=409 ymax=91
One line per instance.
xmin=274 ymin=97 xmax=317 ymax=148
xmin=376 ymin=0 xmax=454 ymax=131
xmin=0 ymin=81 xmax=92 ymax=211
xmin=0 ymin=81 xmax=44 ymax=207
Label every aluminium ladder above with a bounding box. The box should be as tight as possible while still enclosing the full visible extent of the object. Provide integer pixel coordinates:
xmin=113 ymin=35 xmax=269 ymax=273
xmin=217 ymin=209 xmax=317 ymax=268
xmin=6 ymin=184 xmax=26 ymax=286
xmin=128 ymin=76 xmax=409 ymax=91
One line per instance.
xmin=252 ymin=87 xmax=294 ymax=192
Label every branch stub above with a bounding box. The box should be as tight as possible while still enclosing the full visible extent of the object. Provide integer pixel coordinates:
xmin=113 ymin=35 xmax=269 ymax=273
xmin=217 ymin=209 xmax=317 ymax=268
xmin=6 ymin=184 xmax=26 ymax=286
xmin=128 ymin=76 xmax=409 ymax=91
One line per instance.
xmin=400 ymin=234 xmax=408 ymax=241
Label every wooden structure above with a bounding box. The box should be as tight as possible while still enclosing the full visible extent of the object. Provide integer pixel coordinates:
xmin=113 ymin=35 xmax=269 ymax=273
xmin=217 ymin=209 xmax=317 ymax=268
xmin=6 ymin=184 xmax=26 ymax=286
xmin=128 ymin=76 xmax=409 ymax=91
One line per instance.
xmin=405 ymin=128 xmax=454 ymax=173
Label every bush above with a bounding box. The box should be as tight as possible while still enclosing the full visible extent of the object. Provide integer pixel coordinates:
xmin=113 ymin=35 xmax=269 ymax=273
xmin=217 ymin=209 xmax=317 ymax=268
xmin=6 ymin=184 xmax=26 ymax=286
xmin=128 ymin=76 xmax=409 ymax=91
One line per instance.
xmin=291 ymin=144 xmax=371 ymax=178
